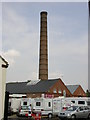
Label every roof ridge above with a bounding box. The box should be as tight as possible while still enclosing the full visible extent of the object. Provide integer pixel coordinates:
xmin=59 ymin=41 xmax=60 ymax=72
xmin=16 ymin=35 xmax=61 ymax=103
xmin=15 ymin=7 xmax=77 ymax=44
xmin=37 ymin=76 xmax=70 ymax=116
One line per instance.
xmin=48 ymin=78 xmax=61 ymax=80
xmin=66 ymin=85 xmax=79 ymax=86
xmin=6 ymin=81 xmax=28 ymax=84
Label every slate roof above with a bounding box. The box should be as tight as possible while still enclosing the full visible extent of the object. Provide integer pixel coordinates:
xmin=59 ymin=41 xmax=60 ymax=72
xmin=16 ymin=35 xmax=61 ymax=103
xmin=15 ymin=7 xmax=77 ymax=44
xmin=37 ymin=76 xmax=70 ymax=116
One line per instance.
xmin=6 ymin=79 xmax=60 ymax=94
xmin=6 ymin=82 xmax=28 ymax=94
xmin=66 ymin=85 xmax=79 ymax=94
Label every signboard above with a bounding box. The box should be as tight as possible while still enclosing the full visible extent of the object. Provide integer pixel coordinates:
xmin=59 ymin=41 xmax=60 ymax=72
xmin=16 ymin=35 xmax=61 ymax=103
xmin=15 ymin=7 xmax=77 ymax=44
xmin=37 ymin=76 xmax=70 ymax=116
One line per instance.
xmin=44 ymin=94 xmax=54 ymax=98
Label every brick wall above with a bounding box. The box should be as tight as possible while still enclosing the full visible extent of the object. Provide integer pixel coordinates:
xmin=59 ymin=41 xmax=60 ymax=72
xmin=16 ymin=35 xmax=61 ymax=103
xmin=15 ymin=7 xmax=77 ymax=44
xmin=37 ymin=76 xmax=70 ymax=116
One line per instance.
xmin=49 ymin=79 xmax=72 ymax=97
xmin=73 ymin=85 xmax=86 ymax=97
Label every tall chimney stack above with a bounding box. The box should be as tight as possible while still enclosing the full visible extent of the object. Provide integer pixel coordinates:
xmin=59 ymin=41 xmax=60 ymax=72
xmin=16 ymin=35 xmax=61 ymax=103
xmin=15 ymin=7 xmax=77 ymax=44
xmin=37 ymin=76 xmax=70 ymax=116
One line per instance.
xmin=39 ymin=11 xmax=48 ymax=80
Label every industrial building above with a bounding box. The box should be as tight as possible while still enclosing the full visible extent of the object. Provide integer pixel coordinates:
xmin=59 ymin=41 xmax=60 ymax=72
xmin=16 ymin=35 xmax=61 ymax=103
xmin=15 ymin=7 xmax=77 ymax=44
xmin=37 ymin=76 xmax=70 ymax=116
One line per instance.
xmin=6 ymin=79 xmax=86 ymax=98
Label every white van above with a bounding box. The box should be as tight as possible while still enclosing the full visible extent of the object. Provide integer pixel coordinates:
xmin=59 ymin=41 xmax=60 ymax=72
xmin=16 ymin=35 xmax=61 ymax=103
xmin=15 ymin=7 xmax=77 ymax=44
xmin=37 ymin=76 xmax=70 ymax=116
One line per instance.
xmin=52 ymin=97 xmax=73 ymax=116
xmin=18 ymin=98 xmax=33 ymax=117
xmin=64 ymin=97 xmax=89 ymax=107
xmin=32 ymin=97 xmax=53 ymax=118
xmin=9 ymin=98 xmax=21 ymax=113
xmin=21 ymin=98 xmax=32 ymax=106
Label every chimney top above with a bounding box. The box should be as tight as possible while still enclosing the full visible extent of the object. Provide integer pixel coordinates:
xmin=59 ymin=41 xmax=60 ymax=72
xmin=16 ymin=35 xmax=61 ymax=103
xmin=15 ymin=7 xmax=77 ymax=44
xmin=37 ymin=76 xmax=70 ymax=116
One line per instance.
xmin=40 ymin=11 xmax=48 ymax=15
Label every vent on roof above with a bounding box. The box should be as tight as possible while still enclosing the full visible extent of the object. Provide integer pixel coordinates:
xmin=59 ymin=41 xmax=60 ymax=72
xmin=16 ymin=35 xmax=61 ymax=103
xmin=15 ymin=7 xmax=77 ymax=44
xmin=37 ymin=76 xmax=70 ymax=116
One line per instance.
xmin=27 ymin=80 xmax=40 ymax=85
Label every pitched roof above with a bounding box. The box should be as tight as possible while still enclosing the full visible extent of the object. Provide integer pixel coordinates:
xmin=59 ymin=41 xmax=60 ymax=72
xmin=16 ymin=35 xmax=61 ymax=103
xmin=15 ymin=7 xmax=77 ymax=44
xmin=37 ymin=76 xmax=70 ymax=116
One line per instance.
xmin=66 ymin=85 xmax=79 ymax=94
xmin=6 ymin=79 xmax=60 ymax=94
xmin=6 ymin=82 xmax=28 ymax=94
xmin=26 ymin=79 xmax=59 ymax=93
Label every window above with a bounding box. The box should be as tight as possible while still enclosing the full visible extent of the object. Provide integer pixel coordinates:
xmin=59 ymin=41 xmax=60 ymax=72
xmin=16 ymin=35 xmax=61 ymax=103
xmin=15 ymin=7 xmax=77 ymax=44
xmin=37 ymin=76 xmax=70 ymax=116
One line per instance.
xmin=71 ymin=101 xmax=75 ymax=103
xmin=78 ymin=101 xmax=85 ymax=105
xmin=67 ymin=106 xmax=78 ymax=111
xmin=87 ymin=101 xmax=90 ymax=106
xmin=21 ymin=106 xmax=29 ymax=110
xmin=58 ymin=90 xmax=62 ymax=94
xmin=79 ymin=107 xmax=83 ymax=111
xmin=63 ymin=90 xmax=66 ymax=97
xmin=23 ymin=102 xmax=27 ymax=105
xmin=84 ymin=106 xmax=88 ymax=110
xmin=53 ymin=89 xmax=57 ymax=93
xmin=48 ymin=102 xmax=51 ymax=107
xmin=36 ymin=102 xmax=41 ymax=106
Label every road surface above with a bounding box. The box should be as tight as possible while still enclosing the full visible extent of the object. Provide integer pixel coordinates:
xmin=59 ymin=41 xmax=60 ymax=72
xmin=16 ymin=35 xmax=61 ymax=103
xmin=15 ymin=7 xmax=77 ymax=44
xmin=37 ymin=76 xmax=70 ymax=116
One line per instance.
xmin=8 ymin=114 xmax=59 ymax=120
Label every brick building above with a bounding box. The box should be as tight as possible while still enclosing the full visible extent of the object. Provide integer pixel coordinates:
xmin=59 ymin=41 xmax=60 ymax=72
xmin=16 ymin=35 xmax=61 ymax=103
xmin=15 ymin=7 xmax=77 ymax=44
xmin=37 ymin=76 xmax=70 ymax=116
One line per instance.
xmin=6 ymin=78 xmax=86 ymax=98
xmin=66 ymin=85 xmax=86 ymax=97
xmin=26 ymin=78 xmax=72 ymax=98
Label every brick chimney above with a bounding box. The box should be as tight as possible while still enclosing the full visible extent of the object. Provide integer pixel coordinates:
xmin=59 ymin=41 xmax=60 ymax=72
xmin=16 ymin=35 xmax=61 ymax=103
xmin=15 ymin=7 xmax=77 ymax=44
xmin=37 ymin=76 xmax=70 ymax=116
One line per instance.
xmin=39 ymin=11 xmax=48 ymax=80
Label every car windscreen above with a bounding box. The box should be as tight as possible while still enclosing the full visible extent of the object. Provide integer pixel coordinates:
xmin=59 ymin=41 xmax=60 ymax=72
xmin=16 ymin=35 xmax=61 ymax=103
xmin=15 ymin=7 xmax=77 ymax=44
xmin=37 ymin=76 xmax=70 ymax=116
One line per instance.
xmin=21 ymin=106 xmax=29 ymax=110
xmin=67 ymin=106 xmax=78 ymax=111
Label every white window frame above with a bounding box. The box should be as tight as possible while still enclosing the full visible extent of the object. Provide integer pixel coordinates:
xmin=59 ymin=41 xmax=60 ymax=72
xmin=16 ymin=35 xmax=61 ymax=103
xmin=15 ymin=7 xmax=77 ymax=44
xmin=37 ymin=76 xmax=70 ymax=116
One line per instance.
xmin=53 ymin=89 xmax=57 ymax=93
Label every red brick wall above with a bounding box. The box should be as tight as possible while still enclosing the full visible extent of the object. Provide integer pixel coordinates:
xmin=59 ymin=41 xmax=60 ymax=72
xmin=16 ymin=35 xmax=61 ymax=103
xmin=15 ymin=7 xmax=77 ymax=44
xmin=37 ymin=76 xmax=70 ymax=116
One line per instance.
xmin=73 ymin=85 xmax=86 ymax=97
xmin=48 ymin=79 xmax=72 ymax=97
xmin=27 ymin=93 xmax=42 ymax=98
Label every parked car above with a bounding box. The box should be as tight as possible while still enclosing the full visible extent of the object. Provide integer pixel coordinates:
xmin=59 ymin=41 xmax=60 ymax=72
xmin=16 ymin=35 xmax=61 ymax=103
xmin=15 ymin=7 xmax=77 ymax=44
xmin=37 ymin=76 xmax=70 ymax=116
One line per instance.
xmin=17 ymin=106 xmax=31 ymax=117
xmin=58 ymin=106 xmax=90 ymax=119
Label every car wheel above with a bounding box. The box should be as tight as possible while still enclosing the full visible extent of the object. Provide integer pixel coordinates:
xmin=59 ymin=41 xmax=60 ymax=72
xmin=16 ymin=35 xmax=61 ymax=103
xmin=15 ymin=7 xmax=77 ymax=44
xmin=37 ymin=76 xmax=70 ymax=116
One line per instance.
xmin=71 ymin=115 xmax=76 ymax=119
xmin=88 ymin=114 xmax=90 ymax=119
xmin=48 ymin=113 xmax=53 ymax=118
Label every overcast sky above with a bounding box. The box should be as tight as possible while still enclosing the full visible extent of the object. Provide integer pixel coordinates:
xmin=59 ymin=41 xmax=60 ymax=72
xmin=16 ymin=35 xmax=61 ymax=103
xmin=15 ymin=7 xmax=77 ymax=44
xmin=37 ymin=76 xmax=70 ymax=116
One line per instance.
xmin=1 ymin=2 xmax=88 ymax=91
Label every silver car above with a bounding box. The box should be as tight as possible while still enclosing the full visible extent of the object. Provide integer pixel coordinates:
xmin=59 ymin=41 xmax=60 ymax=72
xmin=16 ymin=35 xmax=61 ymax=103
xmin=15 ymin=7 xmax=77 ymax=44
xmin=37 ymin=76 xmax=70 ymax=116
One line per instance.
xmin=17 ymin=106 xmax=31 ymax=117
xmin=58 ymin=106 xmax=90 ymax=119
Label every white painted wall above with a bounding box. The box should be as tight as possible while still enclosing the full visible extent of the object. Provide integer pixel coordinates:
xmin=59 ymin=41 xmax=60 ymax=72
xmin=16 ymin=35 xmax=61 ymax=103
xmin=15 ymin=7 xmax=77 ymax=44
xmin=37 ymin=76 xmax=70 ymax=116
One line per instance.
xmin=0 ymin=58 xmax=3 ymax=120
xmin=0 ymin=57 xmax=7 ymax=120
